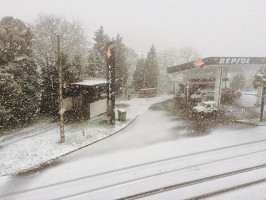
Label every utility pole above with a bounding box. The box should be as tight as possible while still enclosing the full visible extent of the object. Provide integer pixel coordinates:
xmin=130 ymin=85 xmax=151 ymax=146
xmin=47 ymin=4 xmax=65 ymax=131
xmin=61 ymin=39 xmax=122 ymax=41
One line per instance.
xmin=57 ymin=35 xmax=65 ymax=143
xmin=106 ymin=42 xmax=116 ymax=125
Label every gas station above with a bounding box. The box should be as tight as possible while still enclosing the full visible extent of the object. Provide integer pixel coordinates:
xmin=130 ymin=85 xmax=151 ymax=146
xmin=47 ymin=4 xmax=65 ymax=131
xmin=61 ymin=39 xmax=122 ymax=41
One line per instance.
xmin=167 ymin=57 xmax=266 ymax=108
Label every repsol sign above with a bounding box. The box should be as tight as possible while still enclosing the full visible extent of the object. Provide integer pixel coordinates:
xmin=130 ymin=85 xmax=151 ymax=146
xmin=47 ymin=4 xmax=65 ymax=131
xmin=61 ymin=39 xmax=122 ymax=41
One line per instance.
xmin=167 ymin=57 xmax=266 ymax=73
xmin=219 ymin=57 xmax=250 ymax=64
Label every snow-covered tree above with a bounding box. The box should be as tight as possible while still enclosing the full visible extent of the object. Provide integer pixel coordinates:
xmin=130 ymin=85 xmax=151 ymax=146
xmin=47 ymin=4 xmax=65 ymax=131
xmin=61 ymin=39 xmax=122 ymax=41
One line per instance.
xmin=158 ymin=48 xmax=180 ymax=94
xmin=0 ymin=16 xmax=39 ymax=128
xmin=114 ymin=34 xmax=128 ymax=94
xmin=179 ymin=47 xmax=200 ymax=63
xmin=31 ymin=15 xmax=88 ymax=68
xmin=71 ymin=54 xmax=83 ymax=81
xmin=133 ymin=57 xmax=145 ymax=91
xmin=86 ymin=26 xmax=109 ymax=78
xmin=125 ymin=48 xmax=139 ymax=87
xmin=31 ymin=15 xmax=88 ymax=114
xmin=0 ymin=17 xmax=33 ymax=64
xmin=61 ymin=53 xmax=82 ymax=83
xmin=145 ymin=45 xmax=159 ymax=88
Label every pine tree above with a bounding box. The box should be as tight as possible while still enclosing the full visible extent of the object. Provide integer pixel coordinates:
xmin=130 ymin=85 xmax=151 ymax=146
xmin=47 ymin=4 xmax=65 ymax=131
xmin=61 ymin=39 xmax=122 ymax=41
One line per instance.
xmin=39 ymin=61 xmax=58 ymax=114
xmin=145 ymin=45 xmax=159 ymax=88
xmin=61 ymin=53 xmax=83 ymax=83
xmin=71 ymin=54 xmax=83 ymax=81
xmin=115 ymin=34 xmax=128 ymax=94
xmin=125 ymin=48 xmax=139 ymax=87
xmin=0 ymin=16 xmax=39 ymax=128
xmin=133 ymin=58 xmax=145 ymax=91
xmin=11 ymin=59 xmax=39 ymax=123
xmin=87 ymin=26 xmax=109 ymax=78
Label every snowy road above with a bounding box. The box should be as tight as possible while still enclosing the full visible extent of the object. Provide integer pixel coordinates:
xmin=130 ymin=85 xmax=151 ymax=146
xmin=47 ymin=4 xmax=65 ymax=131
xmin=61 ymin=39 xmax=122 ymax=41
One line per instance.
xmin=0 ymin=100 xmax=266 ymax=199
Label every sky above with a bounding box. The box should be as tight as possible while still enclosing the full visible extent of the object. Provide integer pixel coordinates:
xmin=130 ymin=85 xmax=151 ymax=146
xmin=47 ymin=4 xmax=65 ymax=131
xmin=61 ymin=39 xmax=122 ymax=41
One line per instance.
xmin=0 ymin=0 xmax=266 ymax=57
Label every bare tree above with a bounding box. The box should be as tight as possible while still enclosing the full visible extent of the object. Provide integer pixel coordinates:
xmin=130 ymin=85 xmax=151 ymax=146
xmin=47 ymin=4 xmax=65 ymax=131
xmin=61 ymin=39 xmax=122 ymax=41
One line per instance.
xmin=158 ymin=48 xmax=180 ymax=94
xmin=31 ymin=15 xmax=89 ymax=69
xmin=30 ymin=15 xmax=89 ymax=114
xmin=179 ymin=47 xmax=200 ymax=63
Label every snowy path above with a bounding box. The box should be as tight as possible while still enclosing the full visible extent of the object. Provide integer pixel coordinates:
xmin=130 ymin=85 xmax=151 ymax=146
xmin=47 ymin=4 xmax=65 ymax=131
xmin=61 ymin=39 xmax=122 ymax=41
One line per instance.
xmin=0 ymin=95 xmax=173 ymax=176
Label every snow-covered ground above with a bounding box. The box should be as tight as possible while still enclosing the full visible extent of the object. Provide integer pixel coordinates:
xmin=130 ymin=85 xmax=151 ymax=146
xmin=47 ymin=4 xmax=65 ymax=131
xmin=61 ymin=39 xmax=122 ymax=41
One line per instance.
xmin=0 ymin=94 xmax=173 ymax=176
xmin=0 ymin=92 xmax=266 ymax=199
xmin=0 ymin=100 xmax=265 ymax=199
xmin=1 ymin=91 xmax=265 ymax=177
xmin=235 ymin=91 xmax=257 ymax=107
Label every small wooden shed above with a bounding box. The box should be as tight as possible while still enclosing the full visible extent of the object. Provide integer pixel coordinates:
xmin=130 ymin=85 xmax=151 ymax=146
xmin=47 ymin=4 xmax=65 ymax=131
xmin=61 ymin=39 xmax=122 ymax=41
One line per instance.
xmin=61 ymin=79 xmax=107 ymax=120
xmin=139 ymin=88 xmax=157 ymax=98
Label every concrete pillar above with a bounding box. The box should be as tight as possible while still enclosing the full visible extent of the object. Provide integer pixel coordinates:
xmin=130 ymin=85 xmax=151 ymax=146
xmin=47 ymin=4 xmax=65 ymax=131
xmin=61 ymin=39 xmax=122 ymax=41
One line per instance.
xmin=214 ymin=68 xmax=223 ymax=107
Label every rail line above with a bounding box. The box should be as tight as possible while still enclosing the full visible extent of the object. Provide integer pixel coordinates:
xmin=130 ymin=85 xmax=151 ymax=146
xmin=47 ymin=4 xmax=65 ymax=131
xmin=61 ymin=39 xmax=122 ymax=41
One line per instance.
xmin=187 ymin=178 xmax=266 ymax=200
xmin=118 ymin=165 xmax=266 ymax=200
xmin=1 ymin=139 xmax=266 ymax=199
xmin=54 ymin=154 xmax=266 ymax=200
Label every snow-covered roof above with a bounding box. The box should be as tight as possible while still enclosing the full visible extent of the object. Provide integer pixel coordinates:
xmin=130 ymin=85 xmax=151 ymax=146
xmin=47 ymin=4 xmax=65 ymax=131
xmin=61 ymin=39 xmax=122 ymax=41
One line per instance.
xmin=201 ymin=101 xmax=217 ymax=104
xmin=72 ymin=79 xmax=107 ymax=86
xmin=140 ymin=88 xmax=156 ymax=91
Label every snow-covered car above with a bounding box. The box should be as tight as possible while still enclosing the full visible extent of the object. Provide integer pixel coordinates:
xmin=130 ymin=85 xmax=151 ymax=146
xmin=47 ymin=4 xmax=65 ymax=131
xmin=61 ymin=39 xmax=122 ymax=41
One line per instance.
xmin=192 ymin=101 xmax=220 ymax=116
xmin=190 ymin=89 xmax=214 ymax=101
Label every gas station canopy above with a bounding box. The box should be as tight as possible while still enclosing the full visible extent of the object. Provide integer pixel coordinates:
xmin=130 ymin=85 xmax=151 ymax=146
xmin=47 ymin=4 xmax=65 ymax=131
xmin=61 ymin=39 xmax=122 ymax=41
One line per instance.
xmin=167 ymin=57 xmax=266 ymax=74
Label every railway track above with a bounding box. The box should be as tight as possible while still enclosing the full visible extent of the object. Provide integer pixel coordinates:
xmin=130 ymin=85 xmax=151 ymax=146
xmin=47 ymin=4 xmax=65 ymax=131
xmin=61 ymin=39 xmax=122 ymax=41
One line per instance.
xmin=118 ymin=165 xmax=266 ymax=200
xmin=1 ymin=139 xmax=266 ymax=200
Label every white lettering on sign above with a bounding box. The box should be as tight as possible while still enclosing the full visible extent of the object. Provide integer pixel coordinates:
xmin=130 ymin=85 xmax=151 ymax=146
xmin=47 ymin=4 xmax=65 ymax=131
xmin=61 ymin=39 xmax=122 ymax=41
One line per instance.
xmin=219 ymin=58 xmax=225 ymax=64
xmin=219 ymin=58 xmax=250 ymax=64
xmin=226 ymin=58 xmax=230 ymax=64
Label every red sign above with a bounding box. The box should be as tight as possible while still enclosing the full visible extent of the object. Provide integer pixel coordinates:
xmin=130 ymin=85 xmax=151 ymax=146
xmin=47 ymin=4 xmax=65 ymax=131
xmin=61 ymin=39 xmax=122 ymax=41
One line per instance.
xmin=194 ymin=58 xmax=204 ymax=69
xmin=107 ymin=49 xmax=111 ymax=59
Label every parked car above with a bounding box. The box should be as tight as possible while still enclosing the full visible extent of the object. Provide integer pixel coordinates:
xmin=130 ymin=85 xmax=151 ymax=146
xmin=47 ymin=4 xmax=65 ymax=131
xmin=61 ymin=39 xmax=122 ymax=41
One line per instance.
xmin=192 ymin=101 xmax=222 ymax=116
xmin=190 ymin=89 xmax=214 ymax=101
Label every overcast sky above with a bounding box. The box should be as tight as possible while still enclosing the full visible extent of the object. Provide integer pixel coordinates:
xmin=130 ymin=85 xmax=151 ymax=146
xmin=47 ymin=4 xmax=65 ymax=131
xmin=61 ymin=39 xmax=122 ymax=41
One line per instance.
xmin=1 ymin=0 xmax=266 ymax=57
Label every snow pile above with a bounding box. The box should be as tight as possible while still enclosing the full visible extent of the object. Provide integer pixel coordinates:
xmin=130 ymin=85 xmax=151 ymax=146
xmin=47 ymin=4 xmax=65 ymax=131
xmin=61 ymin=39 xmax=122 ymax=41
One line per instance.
xmin=0 ymin=94 xmax=173 ymax=176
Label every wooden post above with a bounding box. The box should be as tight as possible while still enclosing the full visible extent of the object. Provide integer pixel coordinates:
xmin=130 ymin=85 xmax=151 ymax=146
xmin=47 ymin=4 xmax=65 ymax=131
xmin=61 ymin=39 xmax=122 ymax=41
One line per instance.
xmin=57 ymin=35 xmax=65 ymax=143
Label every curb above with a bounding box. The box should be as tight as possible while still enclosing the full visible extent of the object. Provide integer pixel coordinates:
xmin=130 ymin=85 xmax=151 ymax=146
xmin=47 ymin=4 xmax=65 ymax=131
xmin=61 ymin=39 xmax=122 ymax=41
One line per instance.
xmin=8 ymin=115 xmax=139 ymax=176
xmin=234 ymin=119 xmax=266 ymax=126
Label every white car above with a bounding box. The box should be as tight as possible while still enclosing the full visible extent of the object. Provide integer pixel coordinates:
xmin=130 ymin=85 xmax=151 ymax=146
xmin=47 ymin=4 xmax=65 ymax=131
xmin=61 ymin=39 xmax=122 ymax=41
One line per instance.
xmin=192 ymin=101 xmax=219 ymax=116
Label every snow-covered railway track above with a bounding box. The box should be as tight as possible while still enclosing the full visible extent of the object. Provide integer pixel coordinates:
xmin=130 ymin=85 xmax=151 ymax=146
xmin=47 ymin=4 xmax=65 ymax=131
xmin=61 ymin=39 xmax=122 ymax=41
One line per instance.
xmin=1 ymin=139 xmax=266 ymax=200
xmin=118 ymin=165 xmax=266 ymax=200
xmin=54 ymin=153 xmax=266 ymax=200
